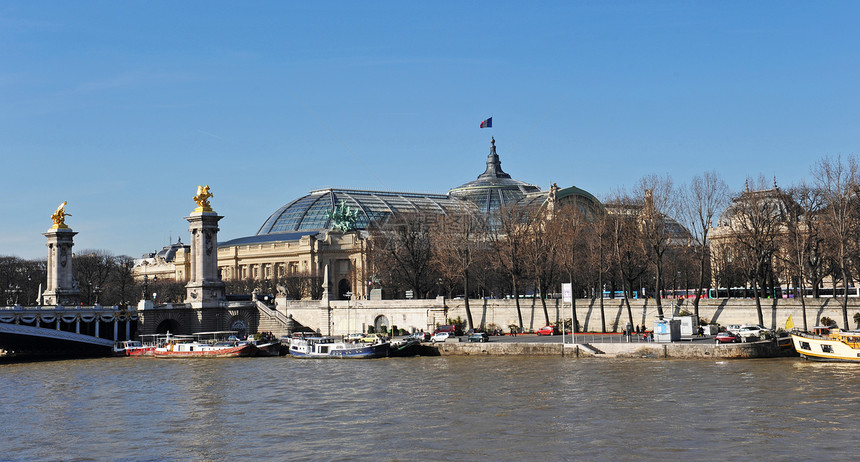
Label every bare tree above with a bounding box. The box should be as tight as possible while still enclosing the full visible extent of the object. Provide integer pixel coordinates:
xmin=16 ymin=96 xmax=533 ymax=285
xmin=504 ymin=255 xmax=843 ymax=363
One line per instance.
xmin=554 ymin=202 xmax=591 ymax=332
xmin=779 ymin=183 xmax=824 ymax=331
xmin=108 ymin=255 xmax=138 ymax=306
xmin=813 ymin=154 xmax=860 ymax=330
xmin=584 ymin=207 xmax=613 ymax=332
xmin=682 ymin=171 xmax=729 ymax=318
xmin=431 ymin=211 xmax=488 ymax=331
xmin=607 ymin=193 xmax=649 ymax=330
xmin=636 ymin=175 xmax=679 ymax=319
xmin=371 ymin=212 xmax=437 ymax=299
xmin=488 ymin=204 xmax=535 ymax=331
xmin=523 ymin=208 xmax=563 ymax=327
xmin=73 ymin=249 xmax=115 ymax=305
xmin=724 ymin=177 xmax=787 ymax=327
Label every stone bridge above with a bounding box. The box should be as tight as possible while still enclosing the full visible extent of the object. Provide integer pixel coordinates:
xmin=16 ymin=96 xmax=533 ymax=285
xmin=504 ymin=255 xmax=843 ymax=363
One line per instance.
xmin=0 ymin=305 xmax=136 ymax=357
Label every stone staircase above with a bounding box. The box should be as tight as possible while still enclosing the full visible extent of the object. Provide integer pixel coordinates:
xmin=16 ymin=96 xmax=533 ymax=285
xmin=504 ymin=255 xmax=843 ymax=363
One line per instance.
xmin=578 ymin=343 xmax=605 ymax=355
xmin=254 ymin=300 xmax=295 ymax=337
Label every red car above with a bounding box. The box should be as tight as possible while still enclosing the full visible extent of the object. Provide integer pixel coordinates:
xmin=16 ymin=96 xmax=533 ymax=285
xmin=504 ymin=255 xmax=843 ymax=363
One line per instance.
xmin=715 ymin=331 xmax=740 ymax=343
xmin=536 ymin=325 xmax=560 ymax=336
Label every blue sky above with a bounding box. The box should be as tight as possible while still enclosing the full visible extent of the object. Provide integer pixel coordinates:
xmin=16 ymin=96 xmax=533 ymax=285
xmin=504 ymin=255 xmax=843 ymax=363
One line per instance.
xmin=2 ymin=2 xmax=859 ymax=259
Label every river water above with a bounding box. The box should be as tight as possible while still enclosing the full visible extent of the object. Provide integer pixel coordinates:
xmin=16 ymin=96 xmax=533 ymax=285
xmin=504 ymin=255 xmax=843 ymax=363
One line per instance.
xmin=1 ymin=356 xmax=857 ymax=461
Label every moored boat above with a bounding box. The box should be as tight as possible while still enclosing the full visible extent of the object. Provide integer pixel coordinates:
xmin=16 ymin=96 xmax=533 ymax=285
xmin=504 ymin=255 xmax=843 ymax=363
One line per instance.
xmin=288 ymin=336 xmax=389 ymax=359
xmin=248 ymin=340 xmax=281 ymax=357
xmin=389 ymin=338 xmax=421 ymax=357
xmin=152 ymin=331 xmax=257 ymax=358
xmin=791 ymin=326 xmax=860 ymax=362
xmin=112 ymin=340 xmax=156 ymax=357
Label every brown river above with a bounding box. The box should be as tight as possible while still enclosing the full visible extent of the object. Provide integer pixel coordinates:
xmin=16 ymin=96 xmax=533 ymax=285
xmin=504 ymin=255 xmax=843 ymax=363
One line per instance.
xmin=1 ymin=356 xmax=857 ymax=461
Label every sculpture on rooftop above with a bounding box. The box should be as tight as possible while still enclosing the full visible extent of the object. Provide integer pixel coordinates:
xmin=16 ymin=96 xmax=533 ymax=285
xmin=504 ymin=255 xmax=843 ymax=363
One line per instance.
xmin=193 ymin=185 xmax=214 ymax=211
xmin=50 ymin=201 xmax=71 ymax=229
xmin=326 ymin=200 xmax=359 ymax=233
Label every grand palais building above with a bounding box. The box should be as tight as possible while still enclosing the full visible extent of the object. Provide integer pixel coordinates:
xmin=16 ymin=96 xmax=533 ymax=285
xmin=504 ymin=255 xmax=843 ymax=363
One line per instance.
xmin=135 ymin=138 xmax=603 ymax=300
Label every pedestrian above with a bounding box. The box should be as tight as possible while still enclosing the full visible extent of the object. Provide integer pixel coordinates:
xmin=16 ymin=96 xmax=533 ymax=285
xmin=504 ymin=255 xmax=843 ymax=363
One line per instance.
xmin=636 ymin=325 xmax=640 ymax=334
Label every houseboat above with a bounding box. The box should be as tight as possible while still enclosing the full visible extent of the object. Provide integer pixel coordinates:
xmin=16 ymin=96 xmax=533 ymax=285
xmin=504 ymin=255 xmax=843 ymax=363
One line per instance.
xmin=152 ymin=331 xmax=257 ymax=358
xmin=288 ymin=336 xmax=389 ymax=359
xmin=791 ymin=326 xmax=860 ymax=362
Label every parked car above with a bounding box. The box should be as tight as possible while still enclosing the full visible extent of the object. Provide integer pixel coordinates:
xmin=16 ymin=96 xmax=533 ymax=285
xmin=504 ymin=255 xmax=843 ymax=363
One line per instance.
xmin=736 ymin=324 xmax=773 ymax=341
xmin=431 ymin=332 xmax=451 ymax=343
xmin=434 ymin=325 xmax=463 ymax=336
xmin=468 ymin=332 xmax=489 ymax=343
xmin=737 ymin=325 xmax=770 ymax=340
xmin=715 ymin=331 xmax=740 ymax=343
xmin=346 ymin=333 xmax=366 ymax=342
xmin=361 ymin=333 xmax=386 ymax=343
xmin=536 ymin=325 xmax=560 ymax=336
xmin=411 ymin=331 xmax=431 ymax=342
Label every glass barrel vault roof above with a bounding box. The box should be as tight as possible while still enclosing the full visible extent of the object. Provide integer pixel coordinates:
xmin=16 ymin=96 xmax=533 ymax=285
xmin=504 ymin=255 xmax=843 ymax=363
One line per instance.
xmin=256 ymin=188 xmax=475 ymax=235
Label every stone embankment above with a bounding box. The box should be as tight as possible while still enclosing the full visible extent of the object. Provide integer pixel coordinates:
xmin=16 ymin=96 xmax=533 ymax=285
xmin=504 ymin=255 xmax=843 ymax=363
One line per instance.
xmin=423 ymin=340 xmax=790 ymax=359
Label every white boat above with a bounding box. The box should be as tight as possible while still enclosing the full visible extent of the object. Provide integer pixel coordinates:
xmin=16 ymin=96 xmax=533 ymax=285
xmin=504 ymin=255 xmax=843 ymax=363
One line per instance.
xmin=288 ymin=336 xmax=389 ymax=359
xmin=112 ymin=340 xmax=155 ymax=357
xmin=152 ymin=331 xmax=257 ymax=358
xmin=112 ymin=334 xmax=163 ymax=357
xmin=791 ymin=326 xmax=860 ymax=362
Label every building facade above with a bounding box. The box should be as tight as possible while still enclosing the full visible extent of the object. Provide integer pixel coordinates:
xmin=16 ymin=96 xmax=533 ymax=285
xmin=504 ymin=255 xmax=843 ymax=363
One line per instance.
xmin=135 ymin=138 xmax=605 ymax=300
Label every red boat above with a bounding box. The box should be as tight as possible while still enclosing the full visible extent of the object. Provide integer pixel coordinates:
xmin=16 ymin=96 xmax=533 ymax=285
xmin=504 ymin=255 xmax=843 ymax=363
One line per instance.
xmin=152 ymin=331 xmax=257 ymax=358
xmin=112 ymin=340 xmax=156 ymax=357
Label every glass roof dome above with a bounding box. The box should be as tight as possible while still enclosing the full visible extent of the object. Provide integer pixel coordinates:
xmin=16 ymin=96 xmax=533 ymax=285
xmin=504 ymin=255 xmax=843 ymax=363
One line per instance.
xmin=448 ymin=137 xmax=541 ymax=214
xmin=256 ymin=188 xmax=474 ymax=235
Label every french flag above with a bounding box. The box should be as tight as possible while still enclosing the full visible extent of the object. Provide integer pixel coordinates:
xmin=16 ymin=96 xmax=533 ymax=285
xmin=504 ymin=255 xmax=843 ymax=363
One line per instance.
xmin=480 ymin=117 xmax=492 ymax=128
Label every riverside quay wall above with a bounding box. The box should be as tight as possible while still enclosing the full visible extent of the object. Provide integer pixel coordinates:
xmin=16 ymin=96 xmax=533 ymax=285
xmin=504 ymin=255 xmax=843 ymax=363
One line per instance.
xmin=426 ymin=340 xmax=785 ymax=359
xmin=278 ymin=296 xmax=860 ymax=335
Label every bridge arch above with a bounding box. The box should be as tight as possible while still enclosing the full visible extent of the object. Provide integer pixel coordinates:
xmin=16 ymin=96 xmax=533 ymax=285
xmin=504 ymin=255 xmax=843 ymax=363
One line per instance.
xmin=228 ymin=315 xmax=249 ymax=338
xmin=156 ymin=319 xmax=182 ymax=334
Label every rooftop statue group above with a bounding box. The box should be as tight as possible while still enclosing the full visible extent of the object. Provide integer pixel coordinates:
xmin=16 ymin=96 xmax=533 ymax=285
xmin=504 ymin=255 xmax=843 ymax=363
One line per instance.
xmin=51 ymin=201 xmax=70 ymax=229
xmin=193 ymin=185 xmax=214 ymax=211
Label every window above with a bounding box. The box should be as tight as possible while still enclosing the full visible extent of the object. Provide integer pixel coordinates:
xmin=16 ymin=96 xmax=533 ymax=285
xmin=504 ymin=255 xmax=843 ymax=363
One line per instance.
xmin=821 ymin=344 xmax=834 ymax=353
xmin=800 ymin=342 xmax=810 ymax=350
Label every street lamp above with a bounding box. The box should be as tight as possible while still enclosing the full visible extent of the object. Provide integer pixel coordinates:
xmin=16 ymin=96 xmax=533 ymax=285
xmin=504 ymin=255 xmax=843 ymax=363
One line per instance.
xmin=94 ymin=285 xmax=102 ymax=305
xmin=143 ymin=275 xmax=149 ymax=300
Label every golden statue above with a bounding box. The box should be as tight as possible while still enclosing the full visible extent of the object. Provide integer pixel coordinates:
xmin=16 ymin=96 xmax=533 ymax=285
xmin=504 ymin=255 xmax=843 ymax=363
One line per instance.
xmin=193 ymin=185 xmax=214 ymax=212
xmin=51 ymin=201 xmax=71 ymax=229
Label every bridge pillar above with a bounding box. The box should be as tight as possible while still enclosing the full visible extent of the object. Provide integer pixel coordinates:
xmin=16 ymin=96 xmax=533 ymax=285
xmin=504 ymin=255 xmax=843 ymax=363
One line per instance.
xmin=75 ymin=319 xmax=80 ymax=334
xmin=183 ymin=189 xmax=226 ymax=318
xmin=113 ymin=320 xmax=118 ymax=341
xmin=42 ymin=227 xmax=81 ymax=306
xmin=56 ymin=320 xmax=60 ymax=330
xmin=126 ymin=320 xmax=130 ymax=340
xmin=95 ymin=322 xmax=99 ymax=338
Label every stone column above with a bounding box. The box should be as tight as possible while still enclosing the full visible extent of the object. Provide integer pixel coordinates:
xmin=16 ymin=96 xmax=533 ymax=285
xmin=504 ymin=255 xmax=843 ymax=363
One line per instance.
xmin=184 ymin=188 xmax=226 ymax=308
xmin=42 ymin=227 xmax=80 ymax=306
